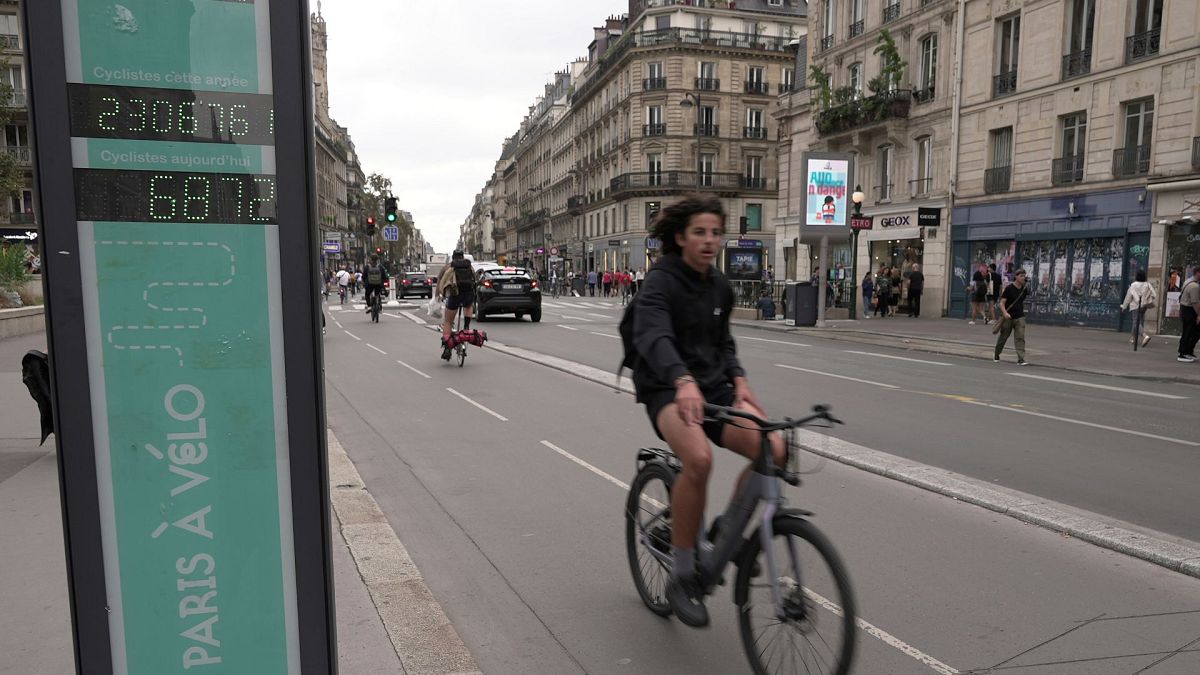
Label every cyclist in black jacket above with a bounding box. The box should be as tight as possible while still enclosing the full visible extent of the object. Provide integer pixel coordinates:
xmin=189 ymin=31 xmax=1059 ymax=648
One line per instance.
xmin=632 ymin=194 xmax=784 ymax=628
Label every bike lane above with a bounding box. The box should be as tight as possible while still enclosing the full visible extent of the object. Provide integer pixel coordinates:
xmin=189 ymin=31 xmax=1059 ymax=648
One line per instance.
xmin=322 ymin=314 xmax=1200 ymax=674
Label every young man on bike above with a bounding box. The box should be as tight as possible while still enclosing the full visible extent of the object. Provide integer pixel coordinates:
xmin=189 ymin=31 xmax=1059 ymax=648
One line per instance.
xmin=361 ymin=254 xmax=389 ymax=314
xmin=436 ymin=250 xmax=476 ymax=360
xmin=334 ymin=267 xmax=351 ymax=303
xmin=632 ymin=193 xmax=784 ymax=628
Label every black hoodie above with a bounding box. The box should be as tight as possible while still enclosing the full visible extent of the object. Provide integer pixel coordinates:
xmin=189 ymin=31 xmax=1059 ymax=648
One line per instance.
xmin=631 ymin=252 xmax=745 ymax=402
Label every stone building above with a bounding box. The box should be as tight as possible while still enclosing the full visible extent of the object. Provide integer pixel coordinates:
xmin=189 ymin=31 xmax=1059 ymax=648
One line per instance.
xmin=0 ymin=0 xmax=36 ymax=256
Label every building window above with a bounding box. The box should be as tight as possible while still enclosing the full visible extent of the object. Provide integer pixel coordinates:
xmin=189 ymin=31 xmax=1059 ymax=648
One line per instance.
xmin=655 ymin=15 xmax=671 ymax=31
xmin=697 ymin=105 xmax=717 ymax=136
xmin=644 ymin=105 xmax=665 ymax=136
xmin=745 ymin=203 xmax=763 ymax=231
xmin=781 ymin=67 xmax=795 ymax=93
xmin=744 ymin=108 xmax=766 ymax=139
xmin=745 ymin=156 xmax=765 ymax=188
xmin=994 ymin=14 xmax=1020 ymax=98
xmin=822 ymin=0 xmax=836 ymax=51
xmin=986 ymin=127 xmax=1013 ymax=193
xmin=697 ymin=61 xmax=719 ymax=90
xmin=849 ymin=0 xmax=864 ymax=37
xmin=1063 ymin=0 xmax=1094 ymax=79
xmin=646 ymin=201 xmax=661 ymax=226
xmin=883 ymin=0 xmax=901 ymax=24
xmin=746 ymin=66 xmax=767 ymax=94
xmin=848 ymin=62 xmax=863 ymax=97
xmin=916 ymin=34 xmax=937 ymax=103
xmin=1127 ymin=0 xmax=1162 ymax=62
xmin=913 ymin=136 xmax=932 ymax=196
xmin=1053 ymin=113 xmax=1087 ymax=185
xmin=1114 ymin=99 xmax=1153 ymax=177
xmin=700 ymin=153 xmax=715 ymax=187
xmin=647 ymin=153 xmax=662 ymax=186
xmin=603 ymin=210 xmax=608 ymax=235
xmin=644 ymin=61 xmax=666 ymax=90
xmin=876 ymin=145 xmax=893 ymax=202
xmin=0 ymin=14 xmax=19 ymax=49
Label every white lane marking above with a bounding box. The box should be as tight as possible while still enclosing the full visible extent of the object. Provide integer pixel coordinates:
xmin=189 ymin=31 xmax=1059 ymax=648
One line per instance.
xmin=344 ymin=331 xmax=361 ymax=341
xmin=333 ymin=320 xmax=343 ymax=329
xmin=400 ymin=311 xmax=428 ymax=325
xmin=844 ymin=350 xmax=953 ymax=366
xmin=740 ymin=336 xmax=811 ymax=347
xmin=367 ymin=343 xmax=387 ymax=355
xmin=445 ymin=388 xmax=508 ymax=422
xmin=540 ymin=438 xmax=958 ymax=674
xmin=1006 ymin=372 xmax=1188 ymax=400
xmin=558 ymin=314 xmax=593 ymax=322
xmin=776 ymin=363 xmax=899 ymax=389
xmin=541 ymin=301 xmax=569 ymax=308
xmin=396 ymin=359 xmax=431 ymax=379
xmin=963 ymin=400 xmax=1200 ymax=447
xmin=557 ymin=325 xmax=580 ymax=331
xmin=586 ymin=312 xmax=613 ymax=319
xmin=589 ymin=331 xmax=620 ymax=339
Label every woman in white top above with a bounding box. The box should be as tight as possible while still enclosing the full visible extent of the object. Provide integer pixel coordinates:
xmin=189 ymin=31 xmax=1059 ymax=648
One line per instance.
xmin=1120 ymin=270 xmax=1157 ymax=348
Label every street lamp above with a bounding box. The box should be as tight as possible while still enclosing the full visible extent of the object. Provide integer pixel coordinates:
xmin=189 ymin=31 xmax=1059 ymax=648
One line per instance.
xmin=849 ymin=185 xmax=865 ymax=318
xmin=679 ymin=92 xmax=703 ymax=189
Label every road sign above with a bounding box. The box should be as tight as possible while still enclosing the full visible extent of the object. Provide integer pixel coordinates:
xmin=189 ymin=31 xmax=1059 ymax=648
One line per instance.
xmin=27 ymin=1 xmax=334 ymax=672
xmin=549 ymin=246 xmax=559 ymax=256
xmin=382 ymin=225 xmax=399 ymax=242
xmin=322 ymin=241 xmax=342 ymax=253
xmin=850 ymin=215 xmax=874 ymax=230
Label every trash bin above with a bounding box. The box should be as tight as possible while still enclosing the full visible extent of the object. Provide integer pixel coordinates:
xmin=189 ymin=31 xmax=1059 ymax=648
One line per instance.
xmin=785 ymin=282 xmax=818 ymax=327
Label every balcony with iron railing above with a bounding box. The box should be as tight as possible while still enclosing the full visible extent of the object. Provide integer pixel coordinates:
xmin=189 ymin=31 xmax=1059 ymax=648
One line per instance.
xmin=610 ymin=171 xmax=774 ymax=195
xmin=882 ymin=3 xmax=901 ymax=24
xmin=567 ymin=195 xmax=585 ymax=212
xmin=743 ymin=126 xmax=768 ymax=140
xmin=1051 ymin=155 xmax=1085 ymax=185
xmin=778 ymin=82 xmax=795 ymax=94
xmin=694 ymin=123 xmax=719 ymax=137
xmin=912 ymin=86 xmax=935 ymax=104
xmin=1112 ymin=145 xmax=1150 ymax=178
xmin=849 ymin=20 xmax=864 ymax=38
xmin=4 ymin=90 xmax=25 ymax=108
xmin=1125 ymin=28 xmax=1160 ymax=64
xmin=1 ymin=146 xmax=31 ymax=165
xmin=819 ymin=35 xmax=834 ymax=52
xmin=511 ymin=209 xmax=550 ymax=231
xmin=643 ymin=77 xmax=667 ymax=90
xmin=695 ymin=77 xmax=720 ymax=91
xmin=1062 ymin=49 xmax=1091 ymax=80
xmin=5 ymin=212 xmax=34 ymax=225
xmin=744 ymin=80 xmax=769 ymax=95
xmin=1193 ymin=137 xmax=1200 ymax=170
xmin=984 ymin=166 xmax=1012 ymax=194
xmin=815 ymin=89 xmax=911 ymax=136
xmin=643 ymin=123 xmax=667 ymax=136
xmin=0 ymin=34 xmax=18 ymax=51
xmin=909 ymin=177 xmax=932 ymax=197
xmin=874 ymin=184 xmax=894 ymax=203
xmin=993 ymin=69 xmax=1017 ymax=98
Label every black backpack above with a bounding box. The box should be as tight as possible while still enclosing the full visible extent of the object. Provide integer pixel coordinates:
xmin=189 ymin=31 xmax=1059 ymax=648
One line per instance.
xmin=366 ymin=265 xmax=383 ymax=286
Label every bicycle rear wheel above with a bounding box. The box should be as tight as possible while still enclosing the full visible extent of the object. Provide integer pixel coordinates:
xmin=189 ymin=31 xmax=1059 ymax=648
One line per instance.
xmin=456 ymin=343 xmax=466 ymax=367
xmin=735 ymin=517 xmax=857 ymax=675
xmin=624 ymin=463 xmax=675 ymax=616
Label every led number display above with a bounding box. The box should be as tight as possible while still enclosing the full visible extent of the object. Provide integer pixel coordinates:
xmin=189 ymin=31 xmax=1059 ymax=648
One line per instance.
xmin=75 ymin=169 xmax=277 ymax=224
xmin=68 ymin=84 xmax=275 ymax=145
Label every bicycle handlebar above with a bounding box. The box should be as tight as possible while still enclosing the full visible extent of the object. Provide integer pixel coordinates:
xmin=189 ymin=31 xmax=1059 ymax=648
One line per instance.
xmin=702 ymin=403 xmax=842 ymax=431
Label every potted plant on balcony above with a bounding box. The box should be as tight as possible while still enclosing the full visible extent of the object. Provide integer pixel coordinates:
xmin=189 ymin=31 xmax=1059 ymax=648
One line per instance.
xmin=0 ymin=244 xmax=29 ymax=308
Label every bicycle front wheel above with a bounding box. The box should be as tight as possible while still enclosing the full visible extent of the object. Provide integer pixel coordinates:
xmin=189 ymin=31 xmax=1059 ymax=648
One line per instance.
xmin=456 ymin=344 xmax=466 ymax=367
xmin=735 ymin=517 xmax=857 ymax=675
xmin=624 ymin=463 xmax=675 ymax=616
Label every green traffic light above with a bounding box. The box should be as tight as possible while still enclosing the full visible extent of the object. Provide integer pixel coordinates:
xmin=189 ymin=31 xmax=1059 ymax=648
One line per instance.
xmin=386 ymin=213 xmax=396 ymax=222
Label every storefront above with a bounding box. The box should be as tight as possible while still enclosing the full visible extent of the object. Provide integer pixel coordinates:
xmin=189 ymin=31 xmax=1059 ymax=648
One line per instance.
xmin=1148 ymin=177 xmax=1200 ymax=336
xmin=951 ymin=188 xmax=1150 ymax=330
xmin=857 ymin=206 xmax=945 ymax=314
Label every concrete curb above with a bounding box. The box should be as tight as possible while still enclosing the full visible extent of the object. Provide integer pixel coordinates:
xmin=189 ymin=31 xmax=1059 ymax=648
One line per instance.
xmin=0 ymin=305 xmax=45 ymax=340
xmin=483 ymin=336 xmax=1200 ymax=580
xmin=730 ymin=318 xmax=1200 ymax=386
xmin=327 ymin=430 xmax=482 ymax=675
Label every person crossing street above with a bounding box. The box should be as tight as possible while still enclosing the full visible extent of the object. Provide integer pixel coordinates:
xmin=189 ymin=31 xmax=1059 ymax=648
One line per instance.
xmin=994 ymin=269 xmax=1030 ymax=365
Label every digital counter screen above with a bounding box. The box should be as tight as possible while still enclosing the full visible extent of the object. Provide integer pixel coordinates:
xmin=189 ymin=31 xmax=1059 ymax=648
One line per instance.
xmin=75 ymin=169 xmax=277 ymax=224
xmin=68 ymin=84 xmax=275 ymax=145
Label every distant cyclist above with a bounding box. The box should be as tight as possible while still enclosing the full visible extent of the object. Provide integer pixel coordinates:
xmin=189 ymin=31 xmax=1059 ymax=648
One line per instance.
xmin=335 ymin=267 xmax=351 ymax=303
xmin=631 ymin=193 xmax=784 ymax=628
xmin=361 ymin=255 xmax=389 ymax=314
xmin=436 ymin=250 xmax=476 ymax=360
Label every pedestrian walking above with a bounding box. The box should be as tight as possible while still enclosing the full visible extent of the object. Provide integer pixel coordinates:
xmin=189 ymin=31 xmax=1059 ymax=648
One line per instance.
xmin=988 ymin=263 xmax=1002 ymax=324
xmin=874 ymin=268 xmax=890 ymax=318
xmin=861 ymin=272 xmax=874 ymax=319
xmin=634 ymin=267 xmax=645 ymax=295
xmin=1177 ymin=268 xmax=1200 ymax=363
xmin=970 ymin=263 xmax=988 ymax=324
xmin=994 ymin=269 xmax=1030 ymax=365
xmin=1120 ymin=270 xmax=1157 ymax=349
xmin=889 ymin=266 xmax=901 ymax=317
xmin=907 ymin=263 xmax=925 ymax=317
xmin=602 ymin=269 xmax=613 ymax=297
xmin=587 ymin=269 xmax=598 ymax=296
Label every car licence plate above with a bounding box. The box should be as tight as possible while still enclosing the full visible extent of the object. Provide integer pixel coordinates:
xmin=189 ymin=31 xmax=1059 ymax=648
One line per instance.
xmin=503 ymin=284 xmax=522 ymax=290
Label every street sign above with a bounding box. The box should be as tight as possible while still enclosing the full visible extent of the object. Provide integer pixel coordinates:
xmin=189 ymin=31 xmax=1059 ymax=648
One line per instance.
xmin=26 ymin=1 xmax=334 ymax=672
xmin=645 ymin=236 xmax=661 ymax=250
xmin=608 ymin=239 xmax=621 ymax=247
xmin=322 ymin=241 xmax=342 ymax=253
xmin=382 ymin=225 xmax=399 ymax=242
xmin=850 ymin=216 xmax=874 ymax=230
xmin=549 ymin=246 xmax=559 ymax=256
xmin=733 ymin=239 xmax=763 ymax=248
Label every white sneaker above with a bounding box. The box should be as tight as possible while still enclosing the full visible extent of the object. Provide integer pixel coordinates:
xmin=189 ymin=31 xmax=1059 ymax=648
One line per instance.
xmin=968 ymin=320 xmax=976 ymax=325
xmin=1178 ymin=356 xmax=1196 ymax=363
xmin=1142 ymin=334 xmax=1152 ymax=348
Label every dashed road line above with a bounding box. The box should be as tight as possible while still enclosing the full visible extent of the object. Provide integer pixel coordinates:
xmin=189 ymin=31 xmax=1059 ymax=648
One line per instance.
xmin=776 ymin=363 xmax=899 ymax=389
xmin=396 ymin=359 xmax=431 ymax=379
xmin=557 ymin=325 xmax=580 ymax=331
xmin=589 ymin=331 xmax=619 ymax=339
xmin=961 ymin=400 xmax=1200 ymax=447
xmin=740 ymin=336 xmax=811 ymax=347
xmin=1006 ymin=372 xmax=1188 ymax=400
xmin=844 ymin=350 xmax=953 ymax=366
xmin=366 ymin=343 xmax=387 ymax=355
xmin=558 ymin=314 xmax=593 ymax=322
xmin=586 ymin=312 xmax=613 ymax=319
xmin=445 ymin=388 xmax=508 ymax=421
xmin=344 ymin=330 xmax=361 ymax=341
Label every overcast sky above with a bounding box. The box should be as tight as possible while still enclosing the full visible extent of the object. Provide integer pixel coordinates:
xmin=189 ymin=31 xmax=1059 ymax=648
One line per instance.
xmin=319 ymin=0 xmax=622 ymax=254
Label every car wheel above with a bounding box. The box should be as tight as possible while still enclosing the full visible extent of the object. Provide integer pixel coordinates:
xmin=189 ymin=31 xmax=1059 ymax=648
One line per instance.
xmin=530 ymin=308 xmax=541 ymax=323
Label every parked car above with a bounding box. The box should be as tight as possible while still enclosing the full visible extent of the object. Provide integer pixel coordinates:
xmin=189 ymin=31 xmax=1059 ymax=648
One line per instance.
xmin=475 ymin=267 xmax=541 ymax=322
xmin=398 ymin=272 xmax=433 ymax=299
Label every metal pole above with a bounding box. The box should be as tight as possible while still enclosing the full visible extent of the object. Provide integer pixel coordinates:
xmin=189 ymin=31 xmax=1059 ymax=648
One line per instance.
xmin=695 ymin=93 xmax=702 ymax=190
xmin=817 ymin=235 xmax=829 ymax=327
xmin=849 ymin=228 xmax=859 ymax=319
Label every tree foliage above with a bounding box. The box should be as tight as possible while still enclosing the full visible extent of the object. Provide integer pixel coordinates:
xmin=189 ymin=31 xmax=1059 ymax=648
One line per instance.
xmin=0 ymin=57 xmax=23 ymax=199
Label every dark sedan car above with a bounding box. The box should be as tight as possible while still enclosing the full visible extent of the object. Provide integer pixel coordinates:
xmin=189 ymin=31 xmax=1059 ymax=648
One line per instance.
xmin=475 ymin=267 xmax=541 ymax=322
xmin=398 ymin=272 xmax=433 ymax=299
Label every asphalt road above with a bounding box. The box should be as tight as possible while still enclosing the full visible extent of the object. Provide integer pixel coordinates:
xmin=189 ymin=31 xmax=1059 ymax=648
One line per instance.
xmin=322 ymin=298 xmax=1200 ymax=674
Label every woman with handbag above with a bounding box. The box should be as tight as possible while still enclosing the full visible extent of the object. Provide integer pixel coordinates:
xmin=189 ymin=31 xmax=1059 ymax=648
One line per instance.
xmin=1120 ymin=270 xmax=1156 ymax=348
xmin=861 ymin=272 xmax=874 ymax=319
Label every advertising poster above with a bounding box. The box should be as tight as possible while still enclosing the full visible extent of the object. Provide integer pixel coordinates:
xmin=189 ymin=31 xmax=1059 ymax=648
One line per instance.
xmin=726 ymin=248 xmax=763 ymax=281
xmin=1167 ymin=291 xmax=1181 ymax=318
xmin=805 ymin=158 xmax=849 ymax=227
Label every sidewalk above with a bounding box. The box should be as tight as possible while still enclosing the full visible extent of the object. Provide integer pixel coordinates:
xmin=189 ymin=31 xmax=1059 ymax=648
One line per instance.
xmin=733 ymin=314 xmax=1200 ymax=386
xmin=0 ymin=331 xmax=475 ymax=674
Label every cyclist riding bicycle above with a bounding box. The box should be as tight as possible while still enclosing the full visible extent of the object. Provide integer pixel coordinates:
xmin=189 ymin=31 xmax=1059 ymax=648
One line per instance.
xmin=631 ymin=193 xmax=785 ymax=628
xmin=361 ymin=254 xmax=389 ymax=314
xmin=436 ymin=250 xmax=476 ymax=360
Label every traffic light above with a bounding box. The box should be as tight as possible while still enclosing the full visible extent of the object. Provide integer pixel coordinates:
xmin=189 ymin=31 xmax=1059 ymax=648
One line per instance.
xmin=375 ymin=247 xmax=382 ymax=254
xmin=739 ymin=216 xmax=749 ymax=235
xmin=385 ymin=197 xmax=398 ymax=223
xmin=366 ymin=215 xmax=375 ymax=232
